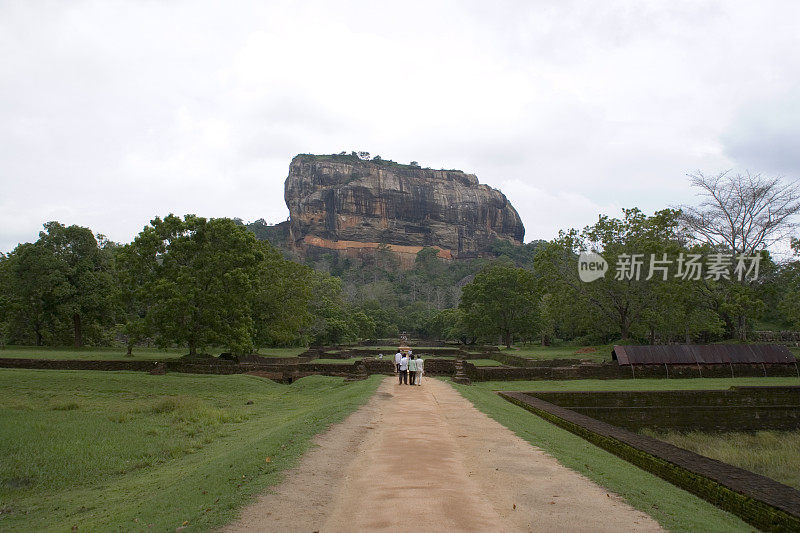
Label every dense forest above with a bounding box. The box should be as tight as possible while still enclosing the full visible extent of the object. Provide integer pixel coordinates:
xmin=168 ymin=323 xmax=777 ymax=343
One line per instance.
xmin=1 ymin=172 xmax=798 ymax=354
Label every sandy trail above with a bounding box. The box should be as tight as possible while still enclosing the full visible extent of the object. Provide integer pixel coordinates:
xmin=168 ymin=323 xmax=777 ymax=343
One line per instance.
xmin=224 ymin=377 xmax=662 ymax=532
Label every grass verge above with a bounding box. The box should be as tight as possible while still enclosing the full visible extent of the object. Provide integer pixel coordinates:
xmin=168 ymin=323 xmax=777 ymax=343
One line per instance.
xmin=466 ymin=359 xmax=504 ymax=367
xmin=495 ymin=345 xmax=613 ymax=362
xmin=311 ymin=358 xmax=363 ymax=364
xmin=448 ymin=377 xmax=800 ymax=532
xmin=0 ymin=346 xmax=307 ymax=361
xmin=0 ymin=369 xmax=381 ymax=532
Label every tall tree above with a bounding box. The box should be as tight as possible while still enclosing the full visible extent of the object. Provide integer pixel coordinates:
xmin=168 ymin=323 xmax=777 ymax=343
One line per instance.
xmin=304 ymin=272 xmax=357 ymax=345
xmin=250 ymin=242 xmax=314 ymax=347
xmin=778 ymin=239 xmax=800 ymax=329
xmin=459 ymin=262 xmax=539 ymax=347
xmin=432 ymin=308 xmax=473 ymax=344
xmin=680 ymin=172 xmax=799 ymax=339
xmin=1 ymin=223 xmax=117 ymax=347
xmin=2 ymin=243 xmax=60 ymax=345
xmin=680 ymin=171 xmax=800 ymax=256
xmin=0 ymin=254 xmax=12 ymax=347
xmin=123 ymin=215 xmax=264 ymax=356
xmin=42 ymin=223 xmax=118 ymax=347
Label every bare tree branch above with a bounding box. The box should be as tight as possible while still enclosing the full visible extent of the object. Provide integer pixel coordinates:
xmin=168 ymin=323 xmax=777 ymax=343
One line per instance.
xmin=679 ymin=170 xmax=800 ymax=255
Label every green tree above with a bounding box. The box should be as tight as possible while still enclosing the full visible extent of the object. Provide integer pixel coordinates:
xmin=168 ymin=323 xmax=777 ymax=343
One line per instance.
xmin=305 ymin=273 xmax=357 ymax=345
xmin=535 ymin=209 xmax=722 ymax=343
xmin=459 ymin=262 xmax=539 ymax=347
xmin=251 ymin=243 xmax=314 ymax=347
xmin=538 ymin=293 xmax=556 ymax=345
xmin=42 ymin=223 xmax=118 ymax=347
xmin=2 ymin=243 xmax=58 ymax=345
xmin=778 ymin=239 xmax=800 ymax=329
xmin=114 ymin=241 xmax=151 ymax=355
xmin=489 ymin=239 xmax=545 ymax=267
xmin=123 ymin=215 xmax=264 ymax=356
xmin=351 ymin=310 xmax=377 ymax=339
xmin=432 ymin=307 xmax=474 ymax=344
xmin=359 ymin=299 xmax=400 ymax=338
xmin=1 ymin=222 xmax=117 ymax=347
xmin=0 ymin=254 xmax=11 ymax=347
xmin=680 ymin=172 xmax=799 ymax=340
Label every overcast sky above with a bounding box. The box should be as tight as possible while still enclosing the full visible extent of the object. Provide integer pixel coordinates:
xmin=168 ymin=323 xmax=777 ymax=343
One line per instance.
xmin=1 ymin=0 xmax=799 ymax=253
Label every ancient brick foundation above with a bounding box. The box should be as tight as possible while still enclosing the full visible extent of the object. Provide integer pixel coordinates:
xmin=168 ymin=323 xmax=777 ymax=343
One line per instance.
xmin=500 ymin=389 xmax=800 ymax=531
xmin=523 ymin=387 xmax=800 ymax=432
xmin=464 ymin=362 xmax=800 ymax=382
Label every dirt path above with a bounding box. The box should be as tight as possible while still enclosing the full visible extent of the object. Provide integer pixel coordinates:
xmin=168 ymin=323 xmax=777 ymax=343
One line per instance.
xmin=224 ymin=377 xmax=662 ymax=532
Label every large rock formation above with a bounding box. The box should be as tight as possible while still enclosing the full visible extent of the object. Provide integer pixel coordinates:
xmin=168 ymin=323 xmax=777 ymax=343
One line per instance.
xmin=285 ymin=154 xmax=524 ymax=266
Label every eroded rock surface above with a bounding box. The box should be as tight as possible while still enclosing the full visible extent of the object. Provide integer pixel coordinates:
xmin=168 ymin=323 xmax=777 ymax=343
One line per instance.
xmin=284 ymin=154 xmax=524 ymax=261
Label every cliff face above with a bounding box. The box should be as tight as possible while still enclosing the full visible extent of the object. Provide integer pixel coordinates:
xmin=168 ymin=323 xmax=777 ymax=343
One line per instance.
xmin=284 ymin=154 xmax=524 ymax=264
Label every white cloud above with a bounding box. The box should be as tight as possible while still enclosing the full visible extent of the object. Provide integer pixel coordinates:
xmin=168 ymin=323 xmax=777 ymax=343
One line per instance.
xmin=495 ymin=179 xmax=622 ymax=241
xmin=1 ymin=0 xmax=799 ymax=251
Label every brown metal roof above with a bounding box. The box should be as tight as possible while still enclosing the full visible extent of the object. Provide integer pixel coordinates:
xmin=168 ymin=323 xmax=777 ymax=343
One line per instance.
xmin=612 ymin=344 xmax=797 ymax=365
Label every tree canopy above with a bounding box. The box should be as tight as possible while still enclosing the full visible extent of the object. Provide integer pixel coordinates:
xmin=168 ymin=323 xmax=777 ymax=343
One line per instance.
xmin=535 ymin=208 xmax=725 ymax=343
xmin=0 ymin=222 xmax=116 ymax=347
xmin=459 ymin=262 xmax=539 ymax=347
xmin=118 ymin=214 xmax=314 ymax=355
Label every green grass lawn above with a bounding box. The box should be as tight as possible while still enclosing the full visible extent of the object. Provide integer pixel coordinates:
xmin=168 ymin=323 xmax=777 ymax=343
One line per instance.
xmin=449 ymin=376 xmax=800 ymax=532
xmin=0 ymin=346 xmax=186 ymax=360
xmin=311 ymin=358 xmax=363 ymax=364
xmin=467 ymin=359 xmax=504 ymax=367
xmin=251 ymin=347 xmax=307 ymax=358
xmin=0 ymin=369 xmax=381 ymax=532
xmin=494 ymin=345 xmax=614 ymax=362
xmin=0 ymin=346 xmax=307 ymax=360
xmin=644 ymin=430 xmax=800 ymax=490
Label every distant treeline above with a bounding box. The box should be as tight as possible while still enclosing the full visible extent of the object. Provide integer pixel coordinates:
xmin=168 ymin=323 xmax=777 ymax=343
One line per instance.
xmin=1 ymin=173 xmax=798 ymax=352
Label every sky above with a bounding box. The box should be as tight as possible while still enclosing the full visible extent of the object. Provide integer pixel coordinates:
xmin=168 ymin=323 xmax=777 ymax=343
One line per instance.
xmin=1 ymin=0 xmax=799 ymax=253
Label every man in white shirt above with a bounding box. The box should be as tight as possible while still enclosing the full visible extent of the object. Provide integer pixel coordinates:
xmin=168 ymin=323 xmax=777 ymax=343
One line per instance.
xmin=394 ymin=351 xmax=402 ymax=381
xmin=415 ymin=356 xmax=424 ymax=386
xmin=399 ymin=353 xmax=409 ymax=385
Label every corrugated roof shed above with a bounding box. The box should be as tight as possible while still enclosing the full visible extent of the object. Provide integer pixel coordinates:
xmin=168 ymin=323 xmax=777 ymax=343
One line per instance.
xmin=612 ymin=344 xmax=797 ymax=365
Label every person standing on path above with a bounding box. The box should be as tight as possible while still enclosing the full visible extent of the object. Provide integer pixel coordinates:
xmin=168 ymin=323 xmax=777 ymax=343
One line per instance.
xmin=394 ymin=351 xmax=402 ymax=375
xmin=399 ymin=353 xmax=409 ymax=385
xmin=415 ymin=355 xmax=424 ymax=385
xmin=408 ymin=355 xmax=417 ymax=385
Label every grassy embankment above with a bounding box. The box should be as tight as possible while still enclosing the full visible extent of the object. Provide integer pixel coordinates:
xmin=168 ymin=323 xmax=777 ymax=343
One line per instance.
xmin=451 ymin=376 xmax=800 ymax=533
xmin=0 ymin=370 xmax=381 ymax=532
xmin=644 ymin=430 xmax=800 ymax=490
xmin=0 ymin=346 xmax=306 ymax=360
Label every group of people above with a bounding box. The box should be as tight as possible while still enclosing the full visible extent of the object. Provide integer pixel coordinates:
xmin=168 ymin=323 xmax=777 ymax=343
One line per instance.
xmin=394 ymin=350 xmax=424 ymax=385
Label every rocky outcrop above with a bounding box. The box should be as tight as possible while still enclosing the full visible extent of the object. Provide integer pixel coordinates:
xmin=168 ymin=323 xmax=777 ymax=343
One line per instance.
xmin=284 ymin=154 xmax=524 ymax=263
